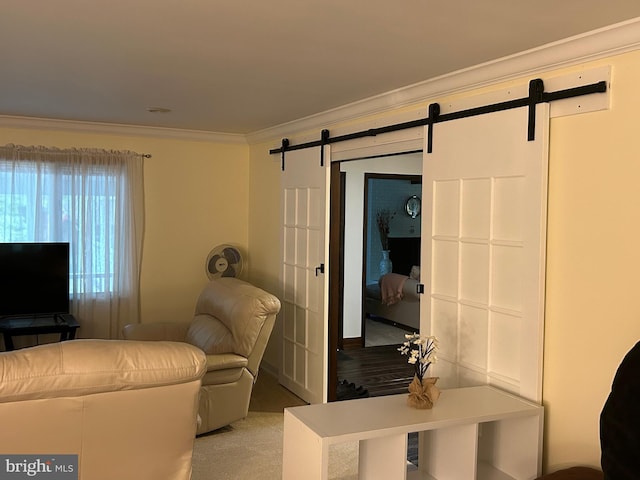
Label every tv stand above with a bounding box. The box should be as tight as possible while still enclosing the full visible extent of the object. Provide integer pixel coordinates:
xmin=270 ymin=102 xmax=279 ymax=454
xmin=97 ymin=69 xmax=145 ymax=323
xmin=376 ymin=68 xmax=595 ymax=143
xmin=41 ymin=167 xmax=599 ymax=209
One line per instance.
xmin=0 ymin=314 xmax=79 ymax=351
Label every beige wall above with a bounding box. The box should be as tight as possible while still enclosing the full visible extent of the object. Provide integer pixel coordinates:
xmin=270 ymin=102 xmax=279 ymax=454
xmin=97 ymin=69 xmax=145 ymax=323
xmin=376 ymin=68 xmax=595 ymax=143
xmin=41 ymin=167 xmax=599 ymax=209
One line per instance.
xmin=247 ymin=140 xmax=284 ymax=369
xmin=543 ymin=50 xmax=640 ymax=469
xmin=0 ymin=127 xmax=249 ymax=327
xmin=248 ymin=49 xmax=640 ymax=472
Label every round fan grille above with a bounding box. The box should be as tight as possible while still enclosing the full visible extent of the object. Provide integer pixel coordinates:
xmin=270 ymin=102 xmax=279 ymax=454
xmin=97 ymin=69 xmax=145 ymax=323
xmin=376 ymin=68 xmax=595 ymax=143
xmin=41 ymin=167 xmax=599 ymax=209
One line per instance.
xmin=205 ymin=245 xmax=243 ymax=279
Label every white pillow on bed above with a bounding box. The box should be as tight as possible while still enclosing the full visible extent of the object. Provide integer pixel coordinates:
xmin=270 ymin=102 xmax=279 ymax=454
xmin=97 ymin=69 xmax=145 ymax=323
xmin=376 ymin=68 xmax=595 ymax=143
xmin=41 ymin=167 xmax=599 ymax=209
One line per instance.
xmin=410 ymin=265 xmax=420 ymax=281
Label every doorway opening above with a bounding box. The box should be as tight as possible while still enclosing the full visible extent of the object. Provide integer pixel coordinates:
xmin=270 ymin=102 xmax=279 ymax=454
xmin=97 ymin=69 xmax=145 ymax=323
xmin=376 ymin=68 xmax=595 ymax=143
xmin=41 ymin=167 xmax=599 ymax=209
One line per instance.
xmin=328 ymin=152 xmax=423 ymax=403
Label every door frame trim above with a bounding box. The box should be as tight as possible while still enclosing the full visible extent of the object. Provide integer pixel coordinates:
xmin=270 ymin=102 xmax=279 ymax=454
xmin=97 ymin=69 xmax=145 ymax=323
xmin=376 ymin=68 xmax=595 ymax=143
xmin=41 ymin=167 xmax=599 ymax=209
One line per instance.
xmin=327 ymin=162 xmax=343 ymax=401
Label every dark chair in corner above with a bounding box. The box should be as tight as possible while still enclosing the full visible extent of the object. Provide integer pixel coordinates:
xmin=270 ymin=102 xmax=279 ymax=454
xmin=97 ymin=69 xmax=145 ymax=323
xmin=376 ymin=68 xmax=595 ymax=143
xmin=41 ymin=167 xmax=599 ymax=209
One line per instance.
xmin=535 ymin=467 xmax=603 ymax=480
xmin=123 ymin=277 xmax=281 ymax=435
xmin=600 ymin=340 xmax=640 ymax=480
xmin=536 ymin=340 xmax=640 ymax=480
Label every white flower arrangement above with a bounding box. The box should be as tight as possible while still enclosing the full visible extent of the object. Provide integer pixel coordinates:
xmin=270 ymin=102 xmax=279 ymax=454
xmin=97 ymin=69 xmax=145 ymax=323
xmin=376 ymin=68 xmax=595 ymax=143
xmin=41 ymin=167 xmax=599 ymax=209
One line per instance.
xmin=398 ymin=333 xmax=438 ymax=383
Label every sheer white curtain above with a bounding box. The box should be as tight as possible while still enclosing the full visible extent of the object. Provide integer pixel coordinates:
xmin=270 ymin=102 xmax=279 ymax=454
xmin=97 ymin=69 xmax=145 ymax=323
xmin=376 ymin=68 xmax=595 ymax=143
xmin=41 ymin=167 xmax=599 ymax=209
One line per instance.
xmin=0 ymin=144 xmax=144 ymax=339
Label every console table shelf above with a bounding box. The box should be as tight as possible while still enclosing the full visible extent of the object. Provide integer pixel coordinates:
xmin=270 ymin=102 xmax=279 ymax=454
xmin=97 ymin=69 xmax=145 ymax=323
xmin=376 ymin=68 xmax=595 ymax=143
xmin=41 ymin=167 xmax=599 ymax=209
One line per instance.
xmin=283 ymin=385 xmax=543 ymax=480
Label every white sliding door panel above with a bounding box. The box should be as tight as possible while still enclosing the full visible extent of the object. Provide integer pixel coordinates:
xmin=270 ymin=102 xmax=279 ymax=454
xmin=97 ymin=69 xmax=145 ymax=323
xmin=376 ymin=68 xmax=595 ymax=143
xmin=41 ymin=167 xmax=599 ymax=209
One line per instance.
xmin=422 ymin=104 xmax=549 ymax=402
xmin=281 ymin=147 xmax=329 ymax=405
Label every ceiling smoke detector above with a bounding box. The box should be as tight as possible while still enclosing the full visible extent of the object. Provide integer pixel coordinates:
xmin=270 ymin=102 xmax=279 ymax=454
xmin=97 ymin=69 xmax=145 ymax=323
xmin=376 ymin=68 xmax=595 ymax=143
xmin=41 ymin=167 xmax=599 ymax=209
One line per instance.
xmin=146 ymin=107 xmax=171 ymax=113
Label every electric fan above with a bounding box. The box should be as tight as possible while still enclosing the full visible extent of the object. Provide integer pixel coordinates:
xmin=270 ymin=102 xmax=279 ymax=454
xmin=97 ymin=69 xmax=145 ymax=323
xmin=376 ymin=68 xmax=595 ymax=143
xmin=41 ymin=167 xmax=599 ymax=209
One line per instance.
xmin=205 ymin=244 xmax=243 ymax=279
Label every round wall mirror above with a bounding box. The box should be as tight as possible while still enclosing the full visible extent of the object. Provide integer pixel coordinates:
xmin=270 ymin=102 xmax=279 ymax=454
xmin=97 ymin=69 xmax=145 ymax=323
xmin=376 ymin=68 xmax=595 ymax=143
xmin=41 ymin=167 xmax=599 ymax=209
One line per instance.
xmin=405 ymin=195 xmax=421 ymax=218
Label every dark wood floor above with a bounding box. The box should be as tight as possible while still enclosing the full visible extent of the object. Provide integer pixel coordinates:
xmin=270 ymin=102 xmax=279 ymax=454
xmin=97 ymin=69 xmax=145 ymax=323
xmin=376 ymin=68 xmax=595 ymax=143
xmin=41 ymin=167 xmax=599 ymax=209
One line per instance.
xmin=337 ymin=344 xmax=415 ymax=396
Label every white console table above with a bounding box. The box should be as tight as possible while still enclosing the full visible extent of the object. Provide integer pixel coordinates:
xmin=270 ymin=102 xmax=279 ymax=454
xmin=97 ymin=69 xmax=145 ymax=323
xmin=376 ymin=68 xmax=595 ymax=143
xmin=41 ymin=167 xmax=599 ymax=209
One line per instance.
xmin=283 ymin=385 xmax=543 ymax=480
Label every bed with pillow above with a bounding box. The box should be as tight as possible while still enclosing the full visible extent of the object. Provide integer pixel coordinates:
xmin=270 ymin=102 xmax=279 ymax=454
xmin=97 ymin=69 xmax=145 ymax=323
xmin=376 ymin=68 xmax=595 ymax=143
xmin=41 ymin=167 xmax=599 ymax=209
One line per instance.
xmin=364 ymin=237 xmax=421 ymax=332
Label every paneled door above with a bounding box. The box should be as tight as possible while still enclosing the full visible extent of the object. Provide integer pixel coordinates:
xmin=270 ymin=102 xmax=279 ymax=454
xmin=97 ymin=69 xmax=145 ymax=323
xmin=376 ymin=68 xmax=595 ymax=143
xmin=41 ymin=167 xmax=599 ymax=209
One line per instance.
xmin=422 ymin=104 xmax=549 ymax=402
xmin=280 ymin=146 xmax=329 ymax=404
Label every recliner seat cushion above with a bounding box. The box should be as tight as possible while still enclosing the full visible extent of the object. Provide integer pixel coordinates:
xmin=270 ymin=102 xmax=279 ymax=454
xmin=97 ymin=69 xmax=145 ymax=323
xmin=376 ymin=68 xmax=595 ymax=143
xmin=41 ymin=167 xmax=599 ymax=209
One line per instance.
xmin=202 ymin=353 xmax=248 ymax=385
xmin=202 ymin=367 xmax=246 ymax=386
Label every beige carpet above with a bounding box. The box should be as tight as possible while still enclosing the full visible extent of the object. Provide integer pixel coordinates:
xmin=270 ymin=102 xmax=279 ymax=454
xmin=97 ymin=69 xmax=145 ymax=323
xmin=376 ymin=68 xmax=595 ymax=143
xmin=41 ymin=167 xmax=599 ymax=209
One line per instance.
xmin=191 ymin=371 xmax=358 ymax=480
xmin=192 ymin=411 xmax=358 ymax=480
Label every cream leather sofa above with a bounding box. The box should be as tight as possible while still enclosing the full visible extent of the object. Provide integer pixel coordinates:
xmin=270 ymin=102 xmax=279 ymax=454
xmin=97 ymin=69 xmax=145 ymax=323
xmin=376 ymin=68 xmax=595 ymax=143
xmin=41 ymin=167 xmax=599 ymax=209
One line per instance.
xmin=123 ymin=277 xmax=281 ymax=435
xmin=0 ymin=339 xmax=206 ymax=480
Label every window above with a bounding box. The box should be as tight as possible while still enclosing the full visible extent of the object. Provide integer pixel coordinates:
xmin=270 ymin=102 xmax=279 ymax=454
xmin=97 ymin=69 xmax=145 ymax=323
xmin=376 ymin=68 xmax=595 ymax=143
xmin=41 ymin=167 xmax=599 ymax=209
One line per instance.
xmin=0 ymin=159 xmax=122 ymax=294
xmin=0 ymin=144 xmax=144 ymax=338
xmin=0 ymin=162 xmax=120 ymax=294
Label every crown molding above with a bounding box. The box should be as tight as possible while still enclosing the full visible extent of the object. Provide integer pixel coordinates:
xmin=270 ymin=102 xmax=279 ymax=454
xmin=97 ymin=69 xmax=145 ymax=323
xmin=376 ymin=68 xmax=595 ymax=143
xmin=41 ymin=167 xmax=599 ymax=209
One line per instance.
xmin=246 ymin=16 xmax=640 ymax=146
xmin=3 ymin=17 xmax=639 ymax=147
xmin=0 ymin=115 xmax=248 ymax=145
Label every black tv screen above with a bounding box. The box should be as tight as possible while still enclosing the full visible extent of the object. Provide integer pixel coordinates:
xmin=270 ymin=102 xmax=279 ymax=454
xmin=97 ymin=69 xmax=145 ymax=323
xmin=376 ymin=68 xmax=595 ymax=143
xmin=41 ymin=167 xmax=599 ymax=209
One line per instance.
xmin=0 ymin=242 xmax=70 ymax=317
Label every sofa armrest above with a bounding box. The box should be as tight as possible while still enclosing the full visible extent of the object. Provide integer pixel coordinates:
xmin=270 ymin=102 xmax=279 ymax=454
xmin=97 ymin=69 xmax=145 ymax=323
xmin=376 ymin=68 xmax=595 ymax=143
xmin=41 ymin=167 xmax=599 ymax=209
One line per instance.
xmin=206 ymin=353 xmax=249 ymax=372
xmin=0 ymin=339 xmax=206 ymax=403
xmin=123 ymin=322 xmax=189 ymax=341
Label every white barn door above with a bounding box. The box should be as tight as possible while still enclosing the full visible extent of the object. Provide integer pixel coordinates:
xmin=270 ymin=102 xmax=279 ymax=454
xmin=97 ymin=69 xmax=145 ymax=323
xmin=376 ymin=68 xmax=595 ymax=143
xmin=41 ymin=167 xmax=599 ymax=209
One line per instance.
xmin=280 ymin=147 xmax=329 ymax=404
xmin=422 ymin=104 xmax=549 ymax=402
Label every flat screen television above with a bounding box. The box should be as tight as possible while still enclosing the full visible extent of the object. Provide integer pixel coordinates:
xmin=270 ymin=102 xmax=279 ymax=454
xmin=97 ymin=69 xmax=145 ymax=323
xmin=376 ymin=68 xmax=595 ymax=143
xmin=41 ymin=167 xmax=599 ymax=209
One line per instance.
xmin=0 ymin=242 xmax=70 ymax=318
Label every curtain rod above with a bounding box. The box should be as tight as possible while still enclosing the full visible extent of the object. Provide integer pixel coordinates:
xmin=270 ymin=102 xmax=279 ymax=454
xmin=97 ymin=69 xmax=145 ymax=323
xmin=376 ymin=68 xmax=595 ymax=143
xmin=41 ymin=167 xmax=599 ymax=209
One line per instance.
xmin=2 ymin=144 xmax=153 ymax=159
xmin=269 ymin=78 xmax=607 ymax=169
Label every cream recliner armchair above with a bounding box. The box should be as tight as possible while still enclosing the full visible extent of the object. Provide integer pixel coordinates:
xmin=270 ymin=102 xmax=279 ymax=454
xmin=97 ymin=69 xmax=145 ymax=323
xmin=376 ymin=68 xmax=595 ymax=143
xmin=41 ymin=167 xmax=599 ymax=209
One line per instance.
xmin=0 ymin=339 xmax=206 ymax=480
xmin=123 ymin=277 xmax=281 ymax=435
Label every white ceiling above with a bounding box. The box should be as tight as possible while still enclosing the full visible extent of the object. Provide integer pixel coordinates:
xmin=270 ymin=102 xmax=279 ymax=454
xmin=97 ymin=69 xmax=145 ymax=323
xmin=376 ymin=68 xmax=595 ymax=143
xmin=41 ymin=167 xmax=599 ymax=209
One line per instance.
xmin=3 ymin=1 xmax=640 ymax=135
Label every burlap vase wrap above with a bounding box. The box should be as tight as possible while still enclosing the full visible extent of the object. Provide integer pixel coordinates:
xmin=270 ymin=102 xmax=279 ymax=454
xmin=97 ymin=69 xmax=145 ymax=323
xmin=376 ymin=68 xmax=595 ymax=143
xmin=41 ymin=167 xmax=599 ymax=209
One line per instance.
xmin=407 ymin=375 xmax=440 ymax=409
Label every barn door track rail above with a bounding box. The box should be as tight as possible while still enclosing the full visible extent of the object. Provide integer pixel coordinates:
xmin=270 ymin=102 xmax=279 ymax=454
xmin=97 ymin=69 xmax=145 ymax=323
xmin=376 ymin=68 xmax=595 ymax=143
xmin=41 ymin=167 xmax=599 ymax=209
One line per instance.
xmin=271 ymin=78 xmax=607 ymax=170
